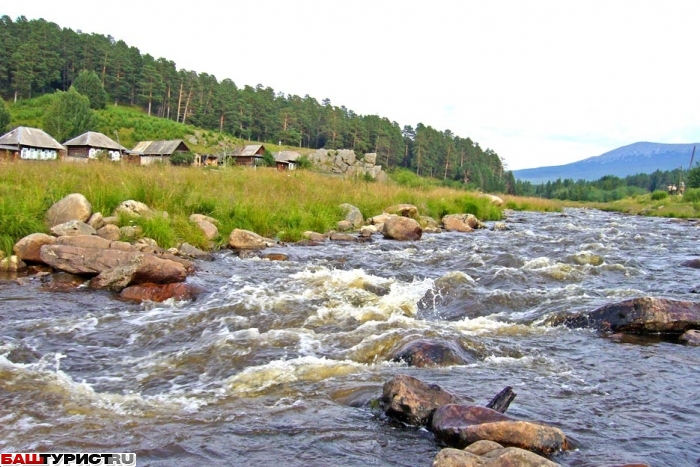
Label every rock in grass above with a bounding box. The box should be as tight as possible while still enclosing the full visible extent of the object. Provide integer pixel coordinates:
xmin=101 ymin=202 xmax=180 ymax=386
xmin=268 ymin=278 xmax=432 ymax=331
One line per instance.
xmin=45 ymin=193 xmax=92 ymax=228
xmin=50 ymin=220 xmax=97 ymax=237
xmin=228 ymin=229 xmax=275 ymax=250
xmin=13 ymin=233 xmax=56 ymax=263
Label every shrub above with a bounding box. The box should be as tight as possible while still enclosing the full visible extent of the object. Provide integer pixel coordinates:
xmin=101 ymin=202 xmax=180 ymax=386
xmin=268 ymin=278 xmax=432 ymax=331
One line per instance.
xmin=170 ymin=151 xmax=195 ymax=166
xmin=682 ymin=188 xmax=700 ymax=203
xmin=650 ymin=190 xmax=668 ymax=200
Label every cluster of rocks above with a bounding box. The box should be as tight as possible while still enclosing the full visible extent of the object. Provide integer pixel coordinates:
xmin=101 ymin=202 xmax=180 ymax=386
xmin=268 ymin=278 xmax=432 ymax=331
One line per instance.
xmin=1 ymin=193 xmax=216 ymax=303
xmin=380 ymin=375 xmax=570 ymax=466
xmin=2 ymin=194 xmax=506 ymax=301
xmin=306 ymin=149 xmax=388 ymax=181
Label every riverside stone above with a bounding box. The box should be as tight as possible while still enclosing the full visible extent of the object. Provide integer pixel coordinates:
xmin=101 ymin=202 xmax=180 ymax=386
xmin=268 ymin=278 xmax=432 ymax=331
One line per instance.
xmin=339 ymin=203 xmax=364 ymax=229
xmin=229 ymin=229 xmax=275 ymax=250
xmin=381 ymin=374 xmax=463 ymax=426
xmin=450 ymin=420 xmax=569 ymax=455
xmin=194 ymin=219 xmax=219 ymax=240
xmin=13 ymin=233 xmax=56 ymax=263
xmin=179 ymin=242 xmax=214 ymax=261
xmin=97 ymin=224 xmax=121 ymax=241
xmin=87 ymin=212 xmax=105 ymax=230
xmin=391 ymin=339 xmax=474 ymax=367
xmin=337 ymin=220 xmax=354 ymax=232
xmin=479 ymin=194 xmax=504 ymax=206
xmin=382 ymin=216 xmax=422 ymax=241
xmin=56 ymin=235 xmax=112 ymax=250
xmin=0 ymin=255 xmax=26 ymax=272
xmin=680 ymin=329 xmax=700 ymax=346
xmin=89 ymin=255 xmax=187 ymax=291
xmin=45 ymin=193 xmax=92 ymax=227
xmin=432 ymin=446 xmax=561 ymax=467
xmin=115 ymin=200 xmax=153 ymax=218
xmin=431 ymin=405 xmax=513 ymax=447
xmin=50 ymin=220 xmax=97 ymax=237
xmin=40 ymin=244 xmax=142 ymax=275
xmin=442 ymin=214 xmax=484 ymax=232
xmin=303 ymin=231 xmax=327 ymax=242
xmin=385 ymin=204 xmax=420 ymax=220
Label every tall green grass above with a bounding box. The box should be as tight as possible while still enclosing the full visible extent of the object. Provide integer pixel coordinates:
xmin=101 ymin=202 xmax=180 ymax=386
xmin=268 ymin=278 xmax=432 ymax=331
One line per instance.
xmin=0 ymin=162 xmax=509 ymax=251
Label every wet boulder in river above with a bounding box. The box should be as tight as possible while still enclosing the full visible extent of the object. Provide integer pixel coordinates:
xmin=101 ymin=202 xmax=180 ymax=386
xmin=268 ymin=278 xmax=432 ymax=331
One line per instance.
xmin=433 ymin=446 xmax=561 ymax=467
xmin=442 ymin=214 xmax=484 ymax=232
xmin=680 ymin=330 xmax=700 ymax=346
xmin=381 ymin=216 xmax=422 ymax=241
xmin=120 ymin=282 xmax=203 ymax=303
xmin=390 ymin=339 xmax=475 ymax=367
xmin=431 ymin=404 xmax=513 ymax=447
xmin=381 ymin=374 xmax=464 ymax=426
xmin=550 ymin=297 xmax=700 ymax=336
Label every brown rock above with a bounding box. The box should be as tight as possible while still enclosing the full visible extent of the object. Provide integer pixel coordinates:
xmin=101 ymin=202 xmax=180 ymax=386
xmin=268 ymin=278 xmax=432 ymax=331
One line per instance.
xmin=339 ymin=203 xmax=364 ymax=228
xmin=432 ymin=449 xmax=482 ymax=467
xmin=382 ymin=216 xmax=422 ymax=241
xmin=97 ymin=224 xmax=121 ymax=241
xmin=482 ymin=447 xmax=560 ymax=466
xmin=179 ymin=243 xmax=214 ymax=261
xmin=303 ymin=231 xmax=327 ymax=242
xmin=454 ymin=420 xmax=569 ymax=455
xmin=479 ymin=194 xmax=504 ymax=206
xmin=120 ymin=282 xmax=202 ymax=303
xmin=45 ymin=193 xmax=92 ymax=227
xmin=119 ymin=226 xmax=143 ymax=241
xmin=87 ymin=212 xmax=105 ymax=230
xmin=0 ymin=255 xmax=26 ymax=272
xmin=391 ymin=339 xmax=474 ymax=367
xmin=381 ymin=374 xmax=463 ymax=426
xmin=330 ymin=232 xmax=357 ymax=242
xmin=261 ymin=253 xmax=289 ymax=261
xmin=40 ymin=244 xmax=141 ymax=275
xmin=557 ymin=297 xmax=700 ymax=335
xmin=40 ymin=272 xmax=87 ymax=291
xmin=431 ymin=405 xmax=513 ymax=447
xmin=228 ymin=229 xmax=274 ymax=250
xmin=189 ymin=213 xmax=219 ymax=225
xmin=337 ymin=220 xmax=354 ymax=232
xmin=109 ymin=241 xmax=135 ymax=251
xmin=115 ymin=200 xmax=153 ymax=218
xmin=89 ymin=255 xmax=187 ymax=291
xmin=385 ymin=204 xmax=420 ymax=219
xmin=680 ymin=329 xmax=700 ymax=346
xmin=464 ymin=440 xmax=504 ymax=456
xmin=681 ymin=259 xmax=700 ymax=269
xmin=195 ymin=219 xmax=219 ymax=240
xmin=442 ymin=214 xmax=484 ymax=232
xmin=13 ymin=233 xmax=56 ymax=263
xmin=56 ymin=235 xmax=112 ymax=249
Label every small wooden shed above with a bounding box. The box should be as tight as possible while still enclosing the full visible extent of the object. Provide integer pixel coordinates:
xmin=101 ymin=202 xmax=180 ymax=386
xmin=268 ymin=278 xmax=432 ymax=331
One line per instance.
xmin=131 ymin=140 xmax=191 ymax=165
xmin=274 ymin=151 xmax=301 ymax=171
xmin=0 ymin=126 xmax=65 ymax=161
xmin=63 ymin=131 xmax=127 ymax=162
xmin=232 ymin=144 xmax=266 ymax=166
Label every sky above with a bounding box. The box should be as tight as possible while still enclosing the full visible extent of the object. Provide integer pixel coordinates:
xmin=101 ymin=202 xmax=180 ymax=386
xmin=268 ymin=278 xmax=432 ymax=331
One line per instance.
xmin=4 ymin=0 xmax=700 ymax=170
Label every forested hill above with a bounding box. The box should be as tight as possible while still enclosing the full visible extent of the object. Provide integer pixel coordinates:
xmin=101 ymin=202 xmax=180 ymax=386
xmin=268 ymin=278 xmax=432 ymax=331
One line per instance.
xmin=0 ymin=15 xmax=512 ymax=193
xmin=513 ymin=142 xmax=698 ymax=184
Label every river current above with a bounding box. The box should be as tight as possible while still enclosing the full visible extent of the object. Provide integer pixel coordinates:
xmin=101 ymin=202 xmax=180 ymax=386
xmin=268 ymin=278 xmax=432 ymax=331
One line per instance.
xmin=1 ymin=208 xmax=699 ymax=467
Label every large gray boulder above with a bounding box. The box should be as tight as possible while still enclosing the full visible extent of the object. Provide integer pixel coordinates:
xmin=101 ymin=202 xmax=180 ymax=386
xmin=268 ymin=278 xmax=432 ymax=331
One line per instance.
xmin=45 ymin=193 xmax=92 ymax=227
xmin=13 ymin=233 xmax=56 ymax=263
xmin=339 ymin=203 xmax=364 ymax=229
xmin=382 ymin=216 xmax=422 ymax=241
xmin=40 ymin=244 xmax=142 ymax=275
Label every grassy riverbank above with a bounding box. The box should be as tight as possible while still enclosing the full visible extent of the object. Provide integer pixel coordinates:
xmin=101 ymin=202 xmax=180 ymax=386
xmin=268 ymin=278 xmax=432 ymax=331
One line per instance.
xmin=0 ymin=162 xmax=514 ymax=253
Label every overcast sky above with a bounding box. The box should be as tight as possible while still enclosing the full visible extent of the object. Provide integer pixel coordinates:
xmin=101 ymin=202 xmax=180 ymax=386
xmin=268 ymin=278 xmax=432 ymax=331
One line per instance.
xmin=5 ymin=1 xmax=700 ymax=170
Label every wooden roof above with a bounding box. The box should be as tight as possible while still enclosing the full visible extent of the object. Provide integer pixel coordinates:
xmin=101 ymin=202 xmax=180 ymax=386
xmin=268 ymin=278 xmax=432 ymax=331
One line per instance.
xmin=63 ymin=131 xmax=126 ymax=151
xmin=0 ymin=126 xmax=65 ymax=150
xmin=239 ymin=144 xmax=265 ymax=156
xmin=131 ymin=140 xmax=190 ymax=156
xmin=275 ymin=151 xmax=301 ymax=162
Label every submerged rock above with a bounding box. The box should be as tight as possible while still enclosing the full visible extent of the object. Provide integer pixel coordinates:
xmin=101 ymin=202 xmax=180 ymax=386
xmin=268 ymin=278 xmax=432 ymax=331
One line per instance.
xmin=391 ymin=339 xmax=475 ymax=367
xmin=120 ymin=282 xmax=202 ymax=303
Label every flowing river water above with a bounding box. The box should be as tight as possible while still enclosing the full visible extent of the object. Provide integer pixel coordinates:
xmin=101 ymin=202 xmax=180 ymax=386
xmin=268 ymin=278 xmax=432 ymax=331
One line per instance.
xmin=1 ymin=208 xmax=699 ymax=467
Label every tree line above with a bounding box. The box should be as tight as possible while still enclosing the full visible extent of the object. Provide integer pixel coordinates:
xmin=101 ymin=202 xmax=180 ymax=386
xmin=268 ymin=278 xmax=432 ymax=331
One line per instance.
xmin=512 ymin=168 xmax=700 ymax=202
xmin=0 ymin=15 xmax=511 ymax=192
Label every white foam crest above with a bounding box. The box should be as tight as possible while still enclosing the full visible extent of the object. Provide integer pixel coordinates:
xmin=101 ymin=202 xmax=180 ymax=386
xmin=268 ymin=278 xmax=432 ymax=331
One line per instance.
xmin=453 ymin=316 xmax=514 ymax=334
xmin=522 ymin=257 xmax=582 ymax=280
xmin=224 ymin=356 xmax=366 ymax=395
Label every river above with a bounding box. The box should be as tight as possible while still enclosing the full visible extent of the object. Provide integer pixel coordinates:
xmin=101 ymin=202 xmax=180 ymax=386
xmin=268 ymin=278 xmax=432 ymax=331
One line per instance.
xmin=1 ymin=208 xmax=699 ymax=466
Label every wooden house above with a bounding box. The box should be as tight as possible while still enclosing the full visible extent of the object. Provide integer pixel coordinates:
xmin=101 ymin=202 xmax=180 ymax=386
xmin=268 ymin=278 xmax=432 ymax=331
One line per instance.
xmin=231 ymin=144 xmax=266 ymax=166
xmin=0 ymin=126 xmax=65 ymax=161
xmin=131 ymin=140 xmax=191 ymax=165
xmin=63 ymin=131 xmax=127 ymax=162
xmin=193 ymin=154 xmax=219 ymax=167
xmin=274 ymin=151 xmax=301 ymax=171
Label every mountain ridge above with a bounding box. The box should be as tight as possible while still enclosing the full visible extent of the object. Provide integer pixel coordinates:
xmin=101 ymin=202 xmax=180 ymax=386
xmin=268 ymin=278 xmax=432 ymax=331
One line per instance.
xmin=514 ymin=142 xmax=698 ymax=184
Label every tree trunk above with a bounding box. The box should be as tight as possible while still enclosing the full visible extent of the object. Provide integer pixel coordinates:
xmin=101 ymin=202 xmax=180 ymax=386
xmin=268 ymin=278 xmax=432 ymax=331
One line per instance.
xmin=176 ymin=81 xmax=184 ymax=123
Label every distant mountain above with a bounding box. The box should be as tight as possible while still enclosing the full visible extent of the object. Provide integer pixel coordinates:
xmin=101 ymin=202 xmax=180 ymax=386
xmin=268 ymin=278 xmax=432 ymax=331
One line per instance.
xmin=513 ymin=142 xmax=698 ymax=184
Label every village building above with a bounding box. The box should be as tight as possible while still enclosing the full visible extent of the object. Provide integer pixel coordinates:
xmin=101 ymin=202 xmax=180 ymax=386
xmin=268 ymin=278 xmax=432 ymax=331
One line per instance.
xmin=225 ymin=144 xmax=266 ymax=166
xmin=131 ymin=140 xmax=191 ymax=165
xmin=63 ymin=131 xmax=128 ymax=162
xmin=0 ymin=126 xmax=65 ymax=161
xmin=193 ymin=154 xmax=219 ymax=167
xmin=274 ymin=150 xmax=301 ymax=171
